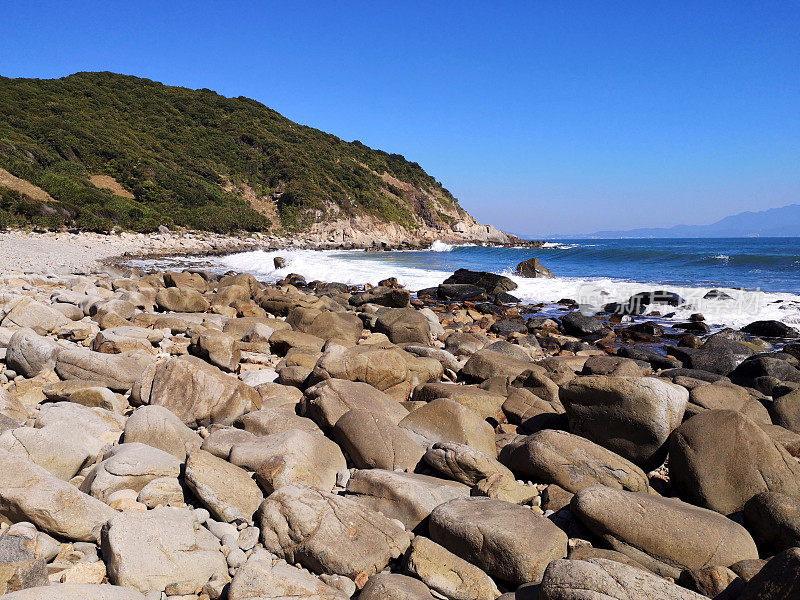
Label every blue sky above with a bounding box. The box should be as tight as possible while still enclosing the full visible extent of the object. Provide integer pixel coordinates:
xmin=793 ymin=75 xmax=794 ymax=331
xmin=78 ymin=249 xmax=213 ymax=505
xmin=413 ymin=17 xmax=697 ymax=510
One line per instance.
xmin=1 ymin=1 xmax=798 ymax=236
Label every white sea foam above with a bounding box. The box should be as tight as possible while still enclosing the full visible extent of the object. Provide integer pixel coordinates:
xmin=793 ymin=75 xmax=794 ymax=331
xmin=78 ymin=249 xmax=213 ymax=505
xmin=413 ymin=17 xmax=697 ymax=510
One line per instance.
xmin=540 ymin=242 xmax=577 ymax=249
xmin=428 ymin=240 xmax=454 ymax=252
xmin=137 ymin=248 xmax=800 ymax=331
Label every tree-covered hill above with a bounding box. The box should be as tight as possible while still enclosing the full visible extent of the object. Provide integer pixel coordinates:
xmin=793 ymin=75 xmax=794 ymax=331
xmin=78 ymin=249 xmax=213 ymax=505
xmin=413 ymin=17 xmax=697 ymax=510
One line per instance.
xmin=0 ymin=72 xmax=469 ymax=233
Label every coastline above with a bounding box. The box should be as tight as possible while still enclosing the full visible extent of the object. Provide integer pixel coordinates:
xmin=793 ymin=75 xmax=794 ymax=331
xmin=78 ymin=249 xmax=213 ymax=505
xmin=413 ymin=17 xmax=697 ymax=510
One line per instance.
xmin=0 ymin=228 xmax=543 ymax=276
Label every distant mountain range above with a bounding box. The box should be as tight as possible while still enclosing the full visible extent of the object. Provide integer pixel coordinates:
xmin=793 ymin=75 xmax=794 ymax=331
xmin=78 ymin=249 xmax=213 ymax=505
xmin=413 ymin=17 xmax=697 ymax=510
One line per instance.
xmin=553 ymin=204 xmax=800 ymax=239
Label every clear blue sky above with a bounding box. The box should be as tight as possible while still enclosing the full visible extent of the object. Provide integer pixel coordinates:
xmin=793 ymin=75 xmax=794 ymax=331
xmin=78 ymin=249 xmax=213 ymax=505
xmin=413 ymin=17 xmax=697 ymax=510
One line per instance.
xmin=2 ymin=1 xmax=798 ymax=236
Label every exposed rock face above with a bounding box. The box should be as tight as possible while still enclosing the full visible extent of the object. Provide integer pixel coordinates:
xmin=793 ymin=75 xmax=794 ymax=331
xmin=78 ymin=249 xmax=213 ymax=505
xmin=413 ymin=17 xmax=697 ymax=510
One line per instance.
xmin=399 ymin=398 xmax=496 ymax=456
xmin=185 ymin=449 xmax=264 ymax=523
xmin=570 ymin=486 xmax=759 ymax=578
xmin=56 ymin=347 xmax=155 ymax=392
xmin=334 ymin=409 xmax=425 ymax=471
xmin=122 ymin=405 xmax=202 ymax=461
xmin=429 ymin=497 xmax=568 ymax=586
xmin=258 ymin=484 xmax=413 ymax=577
xmin=359 ymin=572 xmax=436 ymax=600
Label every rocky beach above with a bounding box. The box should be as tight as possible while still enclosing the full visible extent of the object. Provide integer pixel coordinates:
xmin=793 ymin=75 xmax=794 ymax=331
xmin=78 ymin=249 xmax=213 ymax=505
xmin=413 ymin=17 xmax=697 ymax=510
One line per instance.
xmin=0 ymin=231 xmax=799 ymax=600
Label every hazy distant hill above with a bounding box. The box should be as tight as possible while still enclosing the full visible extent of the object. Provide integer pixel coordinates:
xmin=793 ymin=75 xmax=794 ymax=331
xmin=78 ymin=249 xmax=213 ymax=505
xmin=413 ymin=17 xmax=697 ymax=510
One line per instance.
xmin=565 ymin=204 xmax=800 ymax=238
xmin=0 ymin=72 xmax=480 ymax=237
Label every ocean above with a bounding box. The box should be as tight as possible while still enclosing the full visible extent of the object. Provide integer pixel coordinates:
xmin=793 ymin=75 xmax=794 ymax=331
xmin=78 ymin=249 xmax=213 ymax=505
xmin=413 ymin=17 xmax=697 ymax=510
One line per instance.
xmin=136 ymin=237 xmax=800 ymax=331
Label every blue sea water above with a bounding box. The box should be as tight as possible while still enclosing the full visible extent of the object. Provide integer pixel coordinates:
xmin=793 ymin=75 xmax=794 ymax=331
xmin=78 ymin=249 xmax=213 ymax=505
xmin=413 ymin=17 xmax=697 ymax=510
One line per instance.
xmin=138 ymin=237 xmax=800 ymax=330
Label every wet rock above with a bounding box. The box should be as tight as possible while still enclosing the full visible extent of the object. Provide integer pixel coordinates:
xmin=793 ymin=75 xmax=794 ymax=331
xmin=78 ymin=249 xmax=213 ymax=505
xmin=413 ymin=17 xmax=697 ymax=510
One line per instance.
xmin=515 ymin=257 xmax=554 ymax=279
xmin=742 ymin=320 xmax=799 ymax=339
xmin=442 ymin=269 xmax=518 ymax=295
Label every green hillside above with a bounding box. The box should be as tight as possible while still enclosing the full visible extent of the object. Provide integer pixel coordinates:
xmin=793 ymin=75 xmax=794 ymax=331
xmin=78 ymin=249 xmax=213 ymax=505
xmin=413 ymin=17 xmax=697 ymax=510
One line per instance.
xmin=0 ymin=72 xmax=466 ymax=233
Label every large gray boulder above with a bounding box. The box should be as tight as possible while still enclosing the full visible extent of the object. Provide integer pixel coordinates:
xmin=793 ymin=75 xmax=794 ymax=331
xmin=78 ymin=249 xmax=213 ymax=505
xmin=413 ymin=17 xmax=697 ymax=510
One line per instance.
xmin=561 ymin=375 xmax=688 ymax=469
xmin=742 ymin=491 xmax=800 ymax=554
xmin=570 ymin=486 xmax=759 ymax=578
xmin=399 ymin=398 xmax=496 ymax=456
xmin=56 ymin=347 xmax=155 ymax=392
xmin=185 ymin=449 xmax=263 ymax=523
xmin=0 ymin=298 xmax=69 ymax=334
xmin=771 ymin=388 xmax=800 ymax=433
xmin=2 ymin=584 xmax=147 ymax=599
xmin=155 ymin=286 xmax=209 ymax=313
xmin=133 ymin=356 xmax=260 ymax=427
xmin=404 ymin=535 xmax=499 ymax=600
xmin=258 ymin=484 xmax=413 ymax=577
xmin=429 ymin=497 xmax=568 ymax=586
xmin=333 ymin=409 xmax=425 ymax=471
xmin=0 ymin=449 xmax=116 ymax=542
xmin=539 ymin=558 xmax=707 ymax=600
xmin=374 ymin=307 xmax=435 ymax=345
xmin=102 ymin=507 xmax=227 ymax=595
xmin=424 ymin=441 xmax=514 ymax=487
xmin=738 ymin=547 xmax=800 ymax=600
xmin=228 ymin=550 xmax=348 ymax=600
xmin=5 ymin=329 xmax=60 ymax=378
xmin=122 ymin=405 xmax=202 ymax=461
xmin=345 ymin=469 xmax=470 ymax=530
xmin=302 ymin=378 xmax=409 ymax=429
xmin=360 ymin=573 xmax=435 ymax=600
xmin=230 ymin=429 xmax=345 ymax=494
xmin=670 ymin=410 xmax=800 ymax=514
xmin=0 ymin=420 xmax=104 ymax=480
xmin=499 ymin=429 xmax=650 ymax=494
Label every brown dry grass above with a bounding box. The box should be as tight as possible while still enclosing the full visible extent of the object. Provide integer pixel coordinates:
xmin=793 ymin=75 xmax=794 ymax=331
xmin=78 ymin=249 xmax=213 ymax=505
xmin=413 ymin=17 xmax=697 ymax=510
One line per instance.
xmin=88 ymin=174 xmax=135 ymax=199
xmin=0 ymin=168 xmax=55 ymax=202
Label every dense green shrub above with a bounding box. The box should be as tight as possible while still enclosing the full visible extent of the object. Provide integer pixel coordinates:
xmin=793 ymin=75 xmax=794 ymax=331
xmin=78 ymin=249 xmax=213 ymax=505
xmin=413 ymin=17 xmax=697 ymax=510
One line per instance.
xmin=0 ymin=72 xmax=463 ymax=233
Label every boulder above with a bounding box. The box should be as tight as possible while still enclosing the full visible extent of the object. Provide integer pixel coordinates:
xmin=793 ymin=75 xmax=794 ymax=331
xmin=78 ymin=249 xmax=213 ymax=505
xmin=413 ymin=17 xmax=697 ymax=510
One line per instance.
xmin=333 ymin=409 xmax=425 ymax=471
xmin=374 ymin=307 xmax=435 ymax=344
xmin=515 ymin=257 xmax=554 ymax=278
xmin=670 ymin=410 xmax=800 ymax=514
xmin=0 ymin=530 xmax=48 ymax=594
xmin=0 ymin=298 xmax=69 ymax=334
xmin=258 ymin=483 xmax=413 ymax=577
xmin=442 ymin=269 xmax=517 ymax=295
xmin=742 ymin=491 xmax=800 ymax=554
xmin=155 ymin=286 xmax=209 ymax=312
xmin=737 ymin=547 xmax=800 ymax=600
xmin=228 ymin=551 xmax=348 ymax=600
xmin=561 ymin=311 xmax=607 ymax=336
xmin=360 ymin=572 xmax=436 ymax=600
xmin=5 ymin=329 xmax=60 ymax=378
xmin=302 ymin=378 xmax=409 ymax=429
xmin=191 ymin=330 xmax=241 ymax=372
xmin=80 ymin=442 xmax=182 ymax=502
xmin=36 ymin=402 xmax=125 ymax=445
xmin=539 ymin=558 xmax=707 ymax=600
xmin=405 ymin=536 xmax=499 ymax=600
xmin=312 ymin=345 xmax=442 ymax=401
xmin=424 ymin=441 xmax=514 ymax=486
xmin=102 ymin=507 xmax=227 ymax=595
xmin=2 ymin=584 xmax=148 ymax=599
xmin=430 ymin=497 xmax=568 ymax=586
xmin=461 ymin=349 xmax=534 ymax=383
xmin=499 ymin=429 xmax=650 ymax=494
xmin=730 ymin=355 xmax=800 ymax=387
xmin=0 ymin=449 xmax=116 ymax=542
xmin=771 ymin=388 xmax=800 ymax=433
xmin=134 ymin=356 xmax=260 ymax=427
xmin=414 ymin=382 xmax=506 ymax=421
xmin=570 ymin=486 xmax=759 ymax=578
xmin=287 ymin=306 xmax=363 ymax=344
xmin=268 ymin=329 xmax=324 ymax=355
xmin=561 ymin=376 xmax=688 ymax=469
xmin=237 ymin=407 xmax=321 ymax=436
xmin=229 ymin=429 xmax=345 ymax=493
xmin=742 ymin=320 xmax=799 ymax=339
xmin=185 ymin=449 xmax=263 ymax=523
xmin=689 ymin=381 xmax=771 ymax=424
xmin=122 ymin=405 xmax=202 ymax=461
xmin=56 ymin=347 xmax=155 ymax=392
xmin=0 ymin=420 xmax=104 ymax=480
xmin=345 ymin=469 xmax=470 ymax=530
xmin=350 ymin=286 xmax=411 ymax=308
xmin=399 ymin=398 xmax=496 ymax=456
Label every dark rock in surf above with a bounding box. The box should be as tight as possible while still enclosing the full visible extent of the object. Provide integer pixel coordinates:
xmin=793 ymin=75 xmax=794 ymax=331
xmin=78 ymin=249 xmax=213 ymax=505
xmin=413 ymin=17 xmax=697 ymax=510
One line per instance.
xmin=515 ymin=257 xmax=554 ymax=279
xmin=442 ymin=269 xmax=517 ymax=295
